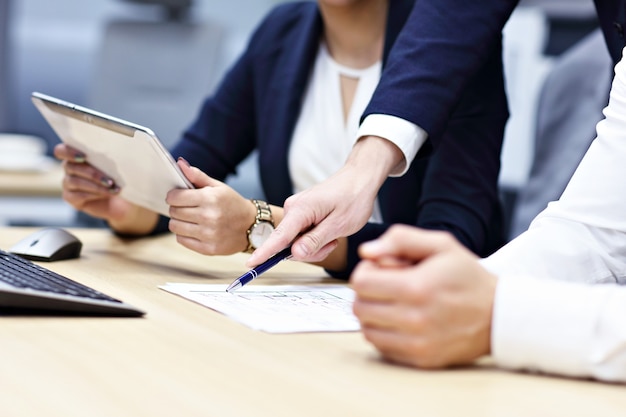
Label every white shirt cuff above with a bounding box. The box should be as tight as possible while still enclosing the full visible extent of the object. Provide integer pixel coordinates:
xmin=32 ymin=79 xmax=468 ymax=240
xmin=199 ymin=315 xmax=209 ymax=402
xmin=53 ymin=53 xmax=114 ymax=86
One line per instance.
xmin=357 ymin=114 xmax=427 ymax=176
xmin=491 ymin=276 xmax=598 ymax=379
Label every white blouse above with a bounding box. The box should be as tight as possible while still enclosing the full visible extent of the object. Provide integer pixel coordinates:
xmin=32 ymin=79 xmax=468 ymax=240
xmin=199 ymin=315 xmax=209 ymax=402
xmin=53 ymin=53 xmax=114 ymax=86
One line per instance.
xmin=288 ymin=43 xmax=383 ymax=223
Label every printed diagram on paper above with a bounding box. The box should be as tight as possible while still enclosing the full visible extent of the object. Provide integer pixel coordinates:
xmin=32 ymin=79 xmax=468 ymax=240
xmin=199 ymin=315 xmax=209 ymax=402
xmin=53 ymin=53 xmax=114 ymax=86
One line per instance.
xmin=159 ymin=284 xmax=360 ymax=333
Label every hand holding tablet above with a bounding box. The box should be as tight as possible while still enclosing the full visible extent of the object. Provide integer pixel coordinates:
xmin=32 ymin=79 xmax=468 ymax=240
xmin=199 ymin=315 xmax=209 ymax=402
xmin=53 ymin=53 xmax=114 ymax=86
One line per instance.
xmin=32 ymin=92 xmax=193 ymax=216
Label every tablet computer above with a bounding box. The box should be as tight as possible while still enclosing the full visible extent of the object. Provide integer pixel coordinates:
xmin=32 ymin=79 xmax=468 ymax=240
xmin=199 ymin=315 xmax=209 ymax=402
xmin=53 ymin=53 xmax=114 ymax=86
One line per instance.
xmin=32 ymin=92 xmax=193 ymax=217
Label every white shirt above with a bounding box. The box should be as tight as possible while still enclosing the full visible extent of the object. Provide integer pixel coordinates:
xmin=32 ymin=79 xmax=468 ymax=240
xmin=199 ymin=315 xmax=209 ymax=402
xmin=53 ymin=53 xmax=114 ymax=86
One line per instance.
xmin=289 ymin=43 xmax=383 ymax=223
xmin=480 ymin=47 xmax=626 ymax=382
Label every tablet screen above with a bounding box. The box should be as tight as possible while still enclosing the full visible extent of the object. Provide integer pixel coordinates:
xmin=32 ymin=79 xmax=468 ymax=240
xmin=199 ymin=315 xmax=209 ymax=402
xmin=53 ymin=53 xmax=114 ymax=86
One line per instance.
xmin=32 ymin=92 xmax=193 ymax=217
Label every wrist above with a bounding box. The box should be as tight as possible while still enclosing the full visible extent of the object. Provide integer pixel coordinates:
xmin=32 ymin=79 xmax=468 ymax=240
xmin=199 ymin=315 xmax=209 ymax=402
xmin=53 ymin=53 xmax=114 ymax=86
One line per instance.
xmin=349 ymin=136 xmax=404 ymax=187
xmin=108 ymin=206 xmax=159 ymax=236
xmin=342 ymin=136 xmax=401 ymax=197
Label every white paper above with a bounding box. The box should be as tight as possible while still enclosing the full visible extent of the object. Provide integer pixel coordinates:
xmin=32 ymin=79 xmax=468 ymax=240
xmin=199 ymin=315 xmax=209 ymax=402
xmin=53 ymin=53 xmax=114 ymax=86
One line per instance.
xmin=159 ymin=283 xmax=360 ymax=333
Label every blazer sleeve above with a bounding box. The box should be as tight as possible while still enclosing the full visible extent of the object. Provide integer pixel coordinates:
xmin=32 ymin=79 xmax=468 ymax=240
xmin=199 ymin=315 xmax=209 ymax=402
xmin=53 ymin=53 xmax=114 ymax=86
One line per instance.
xmin=148 ymin=4 xmax=314 ymax=235
xmin=149 ymin=41 xmax=259 ymax=234
xmin=413 ymin=39 xmax=508 ymax=253
xmin=363 ymin=0 xmax=519 ymax=150
xmin=327 ymin=39 xmax=509 ymax=279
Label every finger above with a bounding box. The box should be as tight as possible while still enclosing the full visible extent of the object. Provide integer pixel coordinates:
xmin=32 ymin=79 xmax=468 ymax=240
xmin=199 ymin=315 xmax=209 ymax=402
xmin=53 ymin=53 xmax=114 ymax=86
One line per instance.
xmin=168 ymin=204 xmax=223 ymax=233
xmin=287 ymin=209 xmax=351 ymax=261
xmin=174 ymin=233 xmax=205 ymax=253
xmin=354 ymin=295 xmax=428 ymax=331
xmin=360 ymin=325 xmax=425 ymax=365
xmin=63 ymin=174 xmax=118 ymax=197
xmin=295 ymin=240 xmax=338 ymax=263
xmin=167 ymin=188 xmax=201 ymax=208
xmin=353 ymin=298 xmax=398 ymax=329
xmin=350 ymin=260 xmax=425 ymax=303
xmin=53 ymin=144 xmax=86 ymax=163
xmin=359 ymin=226 xmax=457 ymax=263
xmin=168 ymin=206 xmax=201 ymax=227
xmin=61 ymin=180 xmax=119 ymax=211
xmin=177 ymin=158 xmax=220 ymax=189
xmin=63 ymin=160 xmax=118 ymax=191
xmin=373 ymin=255 xmax=414 ymax=268
xmin=169 ymin=217 xmax=198 ymax=239
xmin=289 ymin=226 xmax=328 ymax=260
xmin=245 ymin=207 xmax=311 ymax=267
xmin=62 ymin=187 xmax=98 ymax=205
xmin=173 ymin=227 xmax=226 ymax=256
xmin=246 ymin=230 xmax=293 ymax=267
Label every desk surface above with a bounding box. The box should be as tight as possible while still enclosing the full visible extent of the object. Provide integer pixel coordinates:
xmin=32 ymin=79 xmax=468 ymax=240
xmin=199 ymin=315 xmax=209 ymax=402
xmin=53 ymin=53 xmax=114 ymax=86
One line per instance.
xmin=1 ymin=227 xmax=624 ymax=417
xmin=0 ymin=163 xmax=63 ymax=196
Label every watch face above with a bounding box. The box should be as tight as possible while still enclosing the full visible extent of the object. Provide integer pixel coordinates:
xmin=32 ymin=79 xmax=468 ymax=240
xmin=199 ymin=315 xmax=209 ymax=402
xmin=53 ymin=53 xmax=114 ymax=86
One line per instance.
xmin=249 ymin=221 xmax=275 ymax=249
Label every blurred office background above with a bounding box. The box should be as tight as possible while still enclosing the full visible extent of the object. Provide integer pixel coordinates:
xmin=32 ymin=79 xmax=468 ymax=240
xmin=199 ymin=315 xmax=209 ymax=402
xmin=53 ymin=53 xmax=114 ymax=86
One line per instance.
xmin=0 ymin=0 xmax=283 ymax=226
xmin=0 ymin=0 xmax=610 ymax=243
xmin=3 ymin=0 xmax=285 ymax=142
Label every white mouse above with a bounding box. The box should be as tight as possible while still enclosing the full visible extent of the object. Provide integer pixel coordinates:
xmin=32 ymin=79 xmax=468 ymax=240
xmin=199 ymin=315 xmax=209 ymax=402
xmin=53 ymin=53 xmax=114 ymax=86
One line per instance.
xmin=9 ymin=228 xmax=83 ymax=262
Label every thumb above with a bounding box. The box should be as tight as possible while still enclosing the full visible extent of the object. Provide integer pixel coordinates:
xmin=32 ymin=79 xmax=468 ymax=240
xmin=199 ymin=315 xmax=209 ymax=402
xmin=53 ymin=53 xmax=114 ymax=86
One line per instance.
xmin=177 ymin=157 xmax=220 ymax=188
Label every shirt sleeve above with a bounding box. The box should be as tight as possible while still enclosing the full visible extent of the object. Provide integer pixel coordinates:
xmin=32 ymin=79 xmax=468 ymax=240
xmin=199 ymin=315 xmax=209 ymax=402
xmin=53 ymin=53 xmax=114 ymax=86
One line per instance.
xmin=481 ymin=47 xmax=626 ymax=285
xmin=491 ymin=276 xmax=626 ymax=383
xmin=480 ymin=216 xmax=626 ymax=285
xmin=481 ymin=46 xmax=626 ymax=383
xmin=356 ymin=114 xmax=427 ymax=176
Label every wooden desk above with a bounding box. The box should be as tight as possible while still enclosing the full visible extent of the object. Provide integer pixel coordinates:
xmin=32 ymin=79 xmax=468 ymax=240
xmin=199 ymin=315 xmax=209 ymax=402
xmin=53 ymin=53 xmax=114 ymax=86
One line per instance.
xmin=0 ymin=163 xmax=64 ymax=196
xmin=0 ymin=164 xmax=75 ymax=225
xmin=1 ymin=228 xmax=624 ymax=417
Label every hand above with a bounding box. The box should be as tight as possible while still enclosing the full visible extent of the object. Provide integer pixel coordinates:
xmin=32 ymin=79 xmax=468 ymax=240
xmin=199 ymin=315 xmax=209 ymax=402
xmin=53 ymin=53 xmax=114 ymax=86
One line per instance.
xmin=247 ymin=136 xmax=404 ymax=267
xmin=54 ymin=143 xmax=155 ymax=233
xmin=167 ymin=158 xmax=256 ymax=255
xmin=351 ymin=225 xmax=497 ymax=369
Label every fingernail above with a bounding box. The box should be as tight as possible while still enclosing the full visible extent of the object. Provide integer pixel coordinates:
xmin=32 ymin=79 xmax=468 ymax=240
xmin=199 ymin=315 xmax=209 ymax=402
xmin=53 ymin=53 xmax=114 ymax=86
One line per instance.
xmin=178 ymin=156 xmax=190 ymax=167
xmin=296 ymin=242 xmax=310 ymax=257
xmin=360 ymin=240 xmax=385 ymax=254
xmin=73 ymin=153 xmax=86 ymax=163
xmin=100 ymin=176 xmax=114 ymax=188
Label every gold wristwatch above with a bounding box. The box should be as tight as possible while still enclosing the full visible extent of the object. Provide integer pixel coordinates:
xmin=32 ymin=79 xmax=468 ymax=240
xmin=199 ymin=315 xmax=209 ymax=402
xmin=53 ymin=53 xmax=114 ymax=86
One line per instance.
xmin=245 ymin=199 xmax=274 ymax=253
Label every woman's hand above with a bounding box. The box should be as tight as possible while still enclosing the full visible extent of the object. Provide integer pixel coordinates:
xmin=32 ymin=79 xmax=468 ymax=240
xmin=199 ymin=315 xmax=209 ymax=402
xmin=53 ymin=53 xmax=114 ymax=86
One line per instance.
xmin=246 ymin=135 xmax=403 ymax=267
xmin=167 ymin=158 xmax=256 ymax=255
xmin=54 ymin=143 xmax=158 ymax=234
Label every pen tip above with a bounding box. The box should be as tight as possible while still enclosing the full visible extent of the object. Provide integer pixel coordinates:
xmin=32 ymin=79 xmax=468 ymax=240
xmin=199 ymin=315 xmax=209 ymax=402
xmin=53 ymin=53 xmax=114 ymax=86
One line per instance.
xmin=226 ymin=281 xmax=242 ymax=293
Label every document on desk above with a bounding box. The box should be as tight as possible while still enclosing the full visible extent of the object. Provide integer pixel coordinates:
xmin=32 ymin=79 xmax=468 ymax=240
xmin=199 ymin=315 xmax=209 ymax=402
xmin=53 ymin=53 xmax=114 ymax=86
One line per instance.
xmin=159 ymin=283 xmax=360 ymax=333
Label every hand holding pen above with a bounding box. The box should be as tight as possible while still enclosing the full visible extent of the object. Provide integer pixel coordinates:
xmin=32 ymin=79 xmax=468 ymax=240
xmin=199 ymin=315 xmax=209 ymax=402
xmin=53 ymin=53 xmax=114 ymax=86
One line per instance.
xmin=226 ymin=246 xmax=293 ymax=292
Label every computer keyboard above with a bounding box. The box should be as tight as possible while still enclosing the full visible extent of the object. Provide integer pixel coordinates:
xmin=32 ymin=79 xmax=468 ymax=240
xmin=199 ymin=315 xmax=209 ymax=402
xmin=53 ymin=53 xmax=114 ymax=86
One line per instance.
xmin=0 ymin=249 xmax=144 ymax=317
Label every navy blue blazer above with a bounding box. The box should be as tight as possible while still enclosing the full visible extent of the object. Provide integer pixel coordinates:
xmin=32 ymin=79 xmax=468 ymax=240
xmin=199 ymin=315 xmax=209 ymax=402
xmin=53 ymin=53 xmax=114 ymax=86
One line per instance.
xmin=595 ymin=0 xmax=626 ymax=64
xmin=156 ymin=0 xmax=508 ymax=277
xmin=365 ymin=0 xmax=626 ymax=150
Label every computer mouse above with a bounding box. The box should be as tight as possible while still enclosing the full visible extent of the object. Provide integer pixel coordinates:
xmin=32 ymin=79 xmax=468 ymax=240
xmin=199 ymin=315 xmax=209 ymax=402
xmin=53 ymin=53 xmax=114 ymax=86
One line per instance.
xmin=9 ymin=227 xmax=83 ymax=262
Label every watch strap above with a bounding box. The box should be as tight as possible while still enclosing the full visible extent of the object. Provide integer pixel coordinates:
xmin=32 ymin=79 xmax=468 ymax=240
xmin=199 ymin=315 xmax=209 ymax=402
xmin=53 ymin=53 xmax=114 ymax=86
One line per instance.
xmin=245 ymin=200 xmax=274 ymax=252
xmin=252 ymin=199 xmax=273 ymax=226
